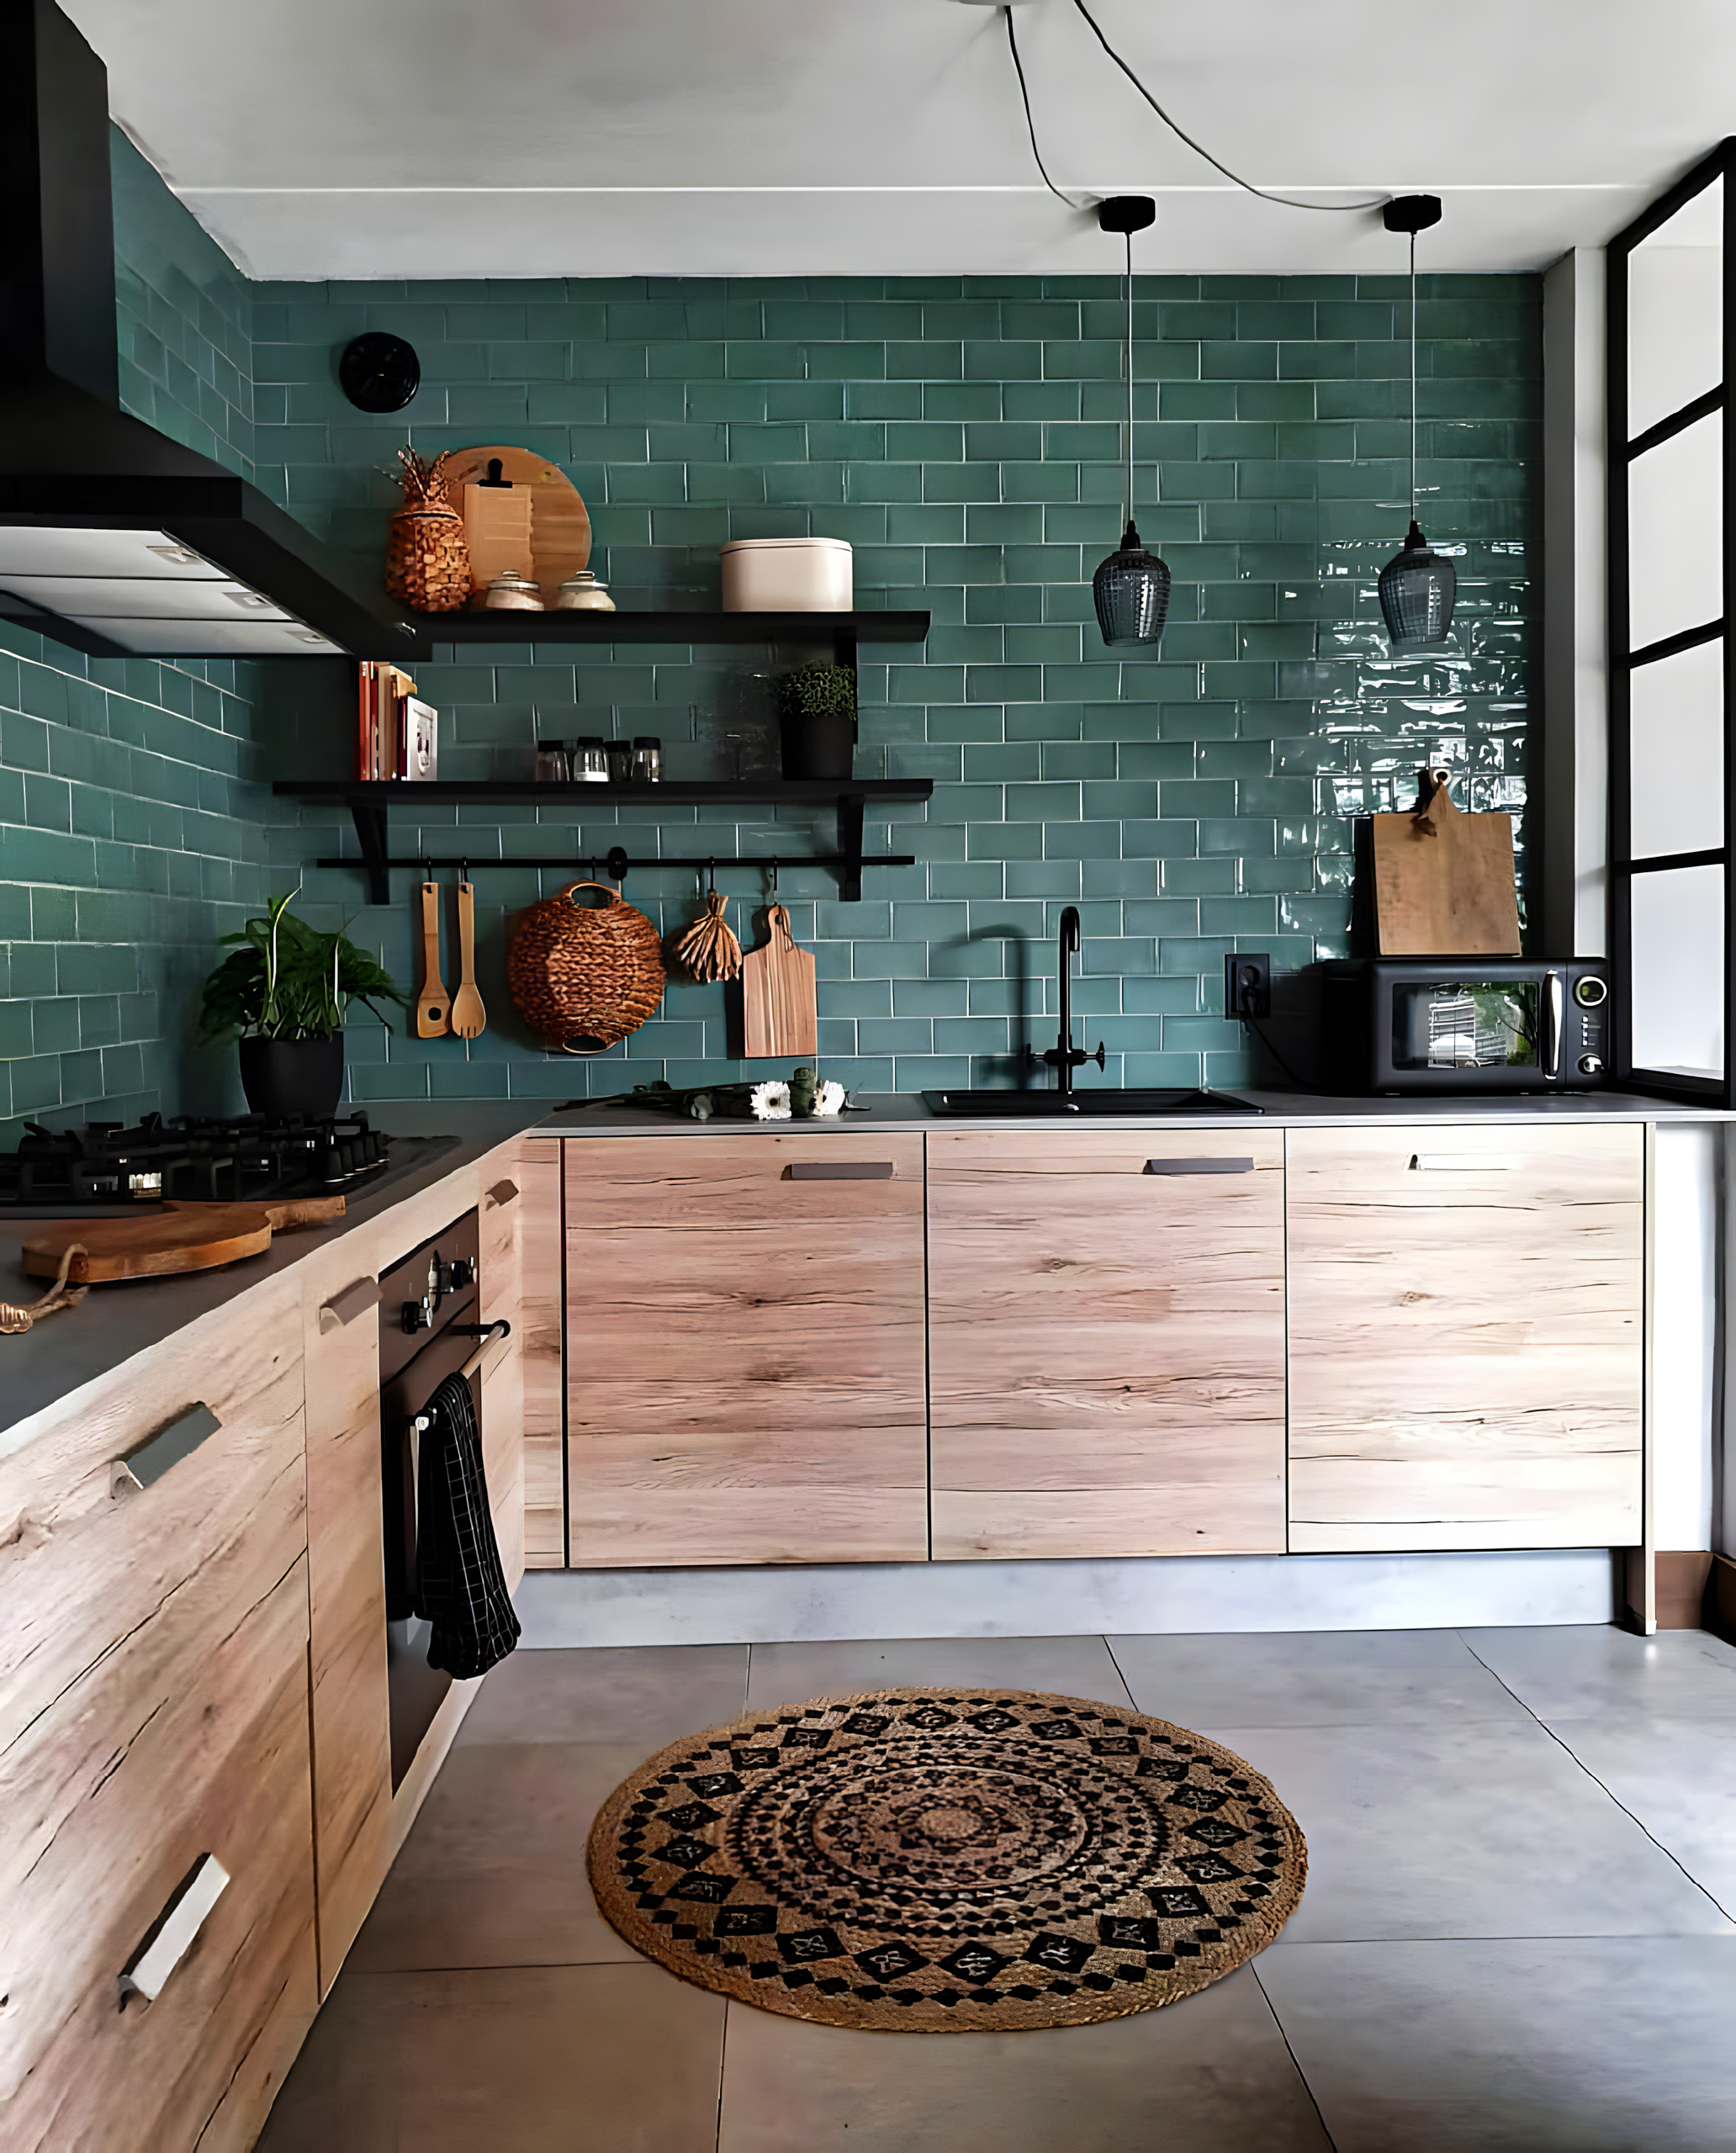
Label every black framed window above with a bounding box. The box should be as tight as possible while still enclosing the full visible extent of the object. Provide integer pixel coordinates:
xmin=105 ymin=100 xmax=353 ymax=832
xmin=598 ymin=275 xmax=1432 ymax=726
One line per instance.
xmin=1608 ymin=140 xmax=1733 ymax=1104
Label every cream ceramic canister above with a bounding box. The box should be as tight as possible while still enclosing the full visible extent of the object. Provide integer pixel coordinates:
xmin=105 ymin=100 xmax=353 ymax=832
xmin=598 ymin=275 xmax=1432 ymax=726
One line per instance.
xmin=484 ymin=569 xmax=544 ymax=611
xmin=555 ymin=569 xmax=616 ymax=611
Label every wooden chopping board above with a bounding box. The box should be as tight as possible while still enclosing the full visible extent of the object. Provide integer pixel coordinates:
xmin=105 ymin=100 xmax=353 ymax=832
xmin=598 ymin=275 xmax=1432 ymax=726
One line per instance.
xmin=442 ymin=445 xmax=591 ymax=608
xmin=741 ymin=903 xmax=818 ymax=1058
xmin=1370 ymin=769 xmax=1522 ymax=956
xmin=23 ymin=1196 xmax=346 ymax=1283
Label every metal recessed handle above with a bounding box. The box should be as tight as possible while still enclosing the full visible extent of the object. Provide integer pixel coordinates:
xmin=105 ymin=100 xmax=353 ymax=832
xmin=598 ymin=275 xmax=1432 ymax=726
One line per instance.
xmin=111 ymin=1403 xmax=222 ymax=1498
xmin=784 ymin=1161 xmax=896 ymax=1181
xmin=119 ymin=1854 xmax=230 ymax=2004
xmin=1410 ymin=1153 xmax=1522 ymax=1171
xmin=1143 ymin=1157 xmax=1256 ymax=1176
xmin=319 ymin=1277 xmax=382 ymax=1332
xmin=486 ymin=1178 xmax=520 ymax=1209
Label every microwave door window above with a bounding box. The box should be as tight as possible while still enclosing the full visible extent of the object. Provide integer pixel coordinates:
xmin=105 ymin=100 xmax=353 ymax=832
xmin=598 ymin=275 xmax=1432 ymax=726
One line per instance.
xmin=1392 ymin=982 xmax=1541 ymax=1071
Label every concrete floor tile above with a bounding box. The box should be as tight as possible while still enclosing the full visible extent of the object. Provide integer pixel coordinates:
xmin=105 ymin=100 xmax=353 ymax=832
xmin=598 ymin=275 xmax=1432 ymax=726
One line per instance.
xmin=457 ymin=1642 xmax=749 ymax=1748
xmin=1461 ymin=1623 xmax=1736 ymax=1722
xmin=744 ymin=1632 xmax=1135 ymax=1713
xmin=1543 ymin=1715 xmax=1736 ymax=1918
xmin=1109 ymin=1626 xmax=1533 ymax=1728
xmin=347 ymin=1742 xmax=643 ymax=1971
xmin=1201 ymin=1718 xmax=1733 ymax=1941
xmin=1257 ymin=1936 xmax=1736 ymax=2150
xmin=257 ymin=1961 xmax=725 ymax=2153
xmin=717 ymin=1965 xmax=1331 ymax=2152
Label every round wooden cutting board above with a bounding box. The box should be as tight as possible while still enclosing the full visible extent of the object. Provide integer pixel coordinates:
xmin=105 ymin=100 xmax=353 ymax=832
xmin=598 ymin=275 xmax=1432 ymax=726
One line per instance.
xmin=443 ymin=445 xmax=592 ymax=607
xmin=23 ymin=1197 xmax=346 ymax=1283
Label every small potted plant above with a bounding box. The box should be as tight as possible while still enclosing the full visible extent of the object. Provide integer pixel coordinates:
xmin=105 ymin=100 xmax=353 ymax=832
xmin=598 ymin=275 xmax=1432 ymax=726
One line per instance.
xmin=778 ymin=663 xmax=856 ymax=780
xmin=199 ymin=891 xmax=406 ymax=1120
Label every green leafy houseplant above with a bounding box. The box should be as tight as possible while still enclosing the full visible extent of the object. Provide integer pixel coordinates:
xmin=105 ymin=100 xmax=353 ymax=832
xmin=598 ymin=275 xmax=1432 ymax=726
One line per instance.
xmin=777 ymin=663 xmax=857 ymax=780
xmin=198 ymin=891 xmax=405 ymax=1044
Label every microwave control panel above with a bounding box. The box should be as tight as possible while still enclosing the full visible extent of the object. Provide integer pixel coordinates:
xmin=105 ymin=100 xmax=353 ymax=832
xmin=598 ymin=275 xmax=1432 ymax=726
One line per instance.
xmin=1571 ymin=971 xmax=1607 ymax=1076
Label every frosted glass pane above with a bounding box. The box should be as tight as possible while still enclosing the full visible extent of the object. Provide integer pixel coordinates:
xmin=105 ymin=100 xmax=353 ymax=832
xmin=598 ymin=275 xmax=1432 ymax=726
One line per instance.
xmin=1628 ymin=410 xmax=1723 ymax=651
xmin=1629 ymin=177 xmax=1723 ymax=440
xmin=1629 ymin=634 xmax=1725 ymax=858
xmin=1630 ymin=864 xmax=1724 ymax=1078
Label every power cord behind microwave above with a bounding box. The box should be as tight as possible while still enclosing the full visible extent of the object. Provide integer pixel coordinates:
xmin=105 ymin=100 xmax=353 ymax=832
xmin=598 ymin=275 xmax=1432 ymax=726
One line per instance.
xmin=1235 ymin=976 xmax=1321 ymax=1092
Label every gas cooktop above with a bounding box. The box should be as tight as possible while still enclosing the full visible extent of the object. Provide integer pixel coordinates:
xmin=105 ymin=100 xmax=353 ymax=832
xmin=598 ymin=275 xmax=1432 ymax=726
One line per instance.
xmin=0 ymin=1110 xmax=399 ymax=1214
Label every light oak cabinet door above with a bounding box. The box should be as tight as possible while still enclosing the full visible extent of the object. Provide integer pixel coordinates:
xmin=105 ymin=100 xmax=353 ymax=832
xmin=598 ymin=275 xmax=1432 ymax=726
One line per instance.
xmin=300 ymin=1230 xmax=392 ymax=1998
xmin=0 ymin=1280 xmax=317 ymax=2151
xmin=509 ymin=1137 xmax=565 ymax=1569
xmin=1286 ymin=1124 xmax=1644 ymax=1552
xmin=928 ymin=1129 xmax=1288 ymax=1559
xmin=565 ymin=1132 xmax=927 ymax=1565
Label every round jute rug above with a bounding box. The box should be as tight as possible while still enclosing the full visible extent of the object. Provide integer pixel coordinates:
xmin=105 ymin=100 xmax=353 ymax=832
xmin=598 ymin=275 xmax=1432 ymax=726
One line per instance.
xmin=588 ymin=1686 xmax=1306 ymax=2033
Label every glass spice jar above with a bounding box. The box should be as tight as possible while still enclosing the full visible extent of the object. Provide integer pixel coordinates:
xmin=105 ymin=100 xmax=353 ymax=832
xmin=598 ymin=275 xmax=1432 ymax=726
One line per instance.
xmin=534 ymin=739 xmax=569 ymax=782
xmin=570 ymin=736 xmax=609 ymax=782
xmin=632 ymin=736 xmax=662 ymax=783
xmin=484 ymin=569 xmax=543 ymax=611
xmin=606 ymin=739 xmax=633 ymax=785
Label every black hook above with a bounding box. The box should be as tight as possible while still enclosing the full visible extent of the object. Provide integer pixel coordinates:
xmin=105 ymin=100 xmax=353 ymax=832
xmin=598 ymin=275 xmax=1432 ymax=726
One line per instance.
xmin=707 ymin=856 xmax=716 ymax=893
xmin=458 ymin=857 xmax=469 ymax=886
xmin=423 ymin=857 xmax=434 ymax=886
xmin=769 ymin=856 xmax=779 ymax=896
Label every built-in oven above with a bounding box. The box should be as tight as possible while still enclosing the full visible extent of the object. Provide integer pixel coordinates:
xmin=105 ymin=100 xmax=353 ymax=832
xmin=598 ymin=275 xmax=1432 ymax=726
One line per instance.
xmin=1322 ymin=958 xmax=1612 ymax=1094
xmin=378 ymin=1211 xmax=506 ymax=1787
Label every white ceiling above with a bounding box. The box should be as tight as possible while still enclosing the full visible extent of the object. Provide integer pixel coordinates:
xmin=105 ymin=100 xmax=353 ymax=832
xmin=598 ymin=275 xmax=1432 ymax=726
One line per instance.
xmin=65 ymin=0 xmax=1736 ymax=281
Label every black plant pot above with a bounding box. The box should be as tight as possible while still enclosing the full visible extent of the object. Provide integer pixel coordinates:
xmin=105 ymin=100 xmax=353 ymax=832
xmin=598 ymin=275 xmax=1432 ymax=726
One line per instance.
xmin=238 ymin=1032 xmax=345 ymax=1121
xmin=779 ymin=710 xmax=855 ymax=780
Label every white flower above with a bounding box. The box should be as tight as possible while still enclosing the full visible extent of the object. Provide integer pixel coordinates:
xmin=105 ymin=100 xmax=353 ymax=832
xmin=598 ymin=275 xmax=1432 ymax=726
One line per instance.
xmin=814 ymin=1081 xmax=847 ymax=1117
xmin=749 ymin=1080 xmax=792 ymax=1120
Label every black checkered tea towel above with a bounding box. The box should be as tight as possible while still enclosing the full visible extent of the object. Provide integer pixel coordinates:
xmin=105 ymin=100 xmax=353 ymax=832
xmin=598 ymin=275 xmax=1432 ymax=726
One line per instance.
xmin=415 ymin=1371 xmax=521 ymax=1680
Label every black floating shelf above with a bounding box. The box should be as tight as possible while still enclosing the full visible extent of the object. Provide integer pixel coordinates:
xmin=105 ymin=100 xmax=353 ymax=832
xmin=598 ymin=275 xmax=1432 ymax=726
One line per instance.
xmin=273 ymin=778 xmax=935 ymax=905
xmin=401 ymin=607 xmax=929 ymax=653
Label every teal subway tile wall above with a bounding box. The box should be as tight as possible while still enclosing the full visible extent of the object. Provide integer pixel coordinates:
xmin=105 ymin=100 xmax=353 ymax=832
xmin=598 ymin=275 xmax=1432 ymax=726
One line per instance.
xmin=258 ymin=270 xmax=1538 ymax=1101
xmin=0 ymin=132 xmax=267 ymax=1143
xmin=0 ymin=131 xmax=1539 ymax=1125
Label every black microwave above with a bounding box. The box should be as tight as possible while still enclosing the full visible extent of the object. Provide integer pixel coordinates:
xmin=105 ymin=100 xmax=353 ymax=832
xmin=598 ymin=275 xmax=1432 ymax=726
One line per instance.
xmin=1321 ymin=959 xmax=1612 ymax=1094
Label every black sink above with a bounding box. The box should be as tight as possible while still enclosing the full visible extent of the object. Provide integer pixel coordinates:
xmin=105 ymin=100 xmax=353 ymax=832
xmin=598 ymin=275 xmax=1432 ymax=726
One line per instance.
xmin=921 ymin=1087 xmax=1263 ymax=1118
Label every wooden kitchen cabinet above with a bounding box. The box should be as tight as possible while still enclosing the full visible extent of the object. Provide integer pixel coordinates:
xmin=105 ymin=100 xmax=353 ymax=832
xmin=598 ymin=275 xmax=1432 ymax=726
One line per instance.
xmin=0 ymin=1278 xmax=317 ymax=2151
xmin=564 ymin=1131 xmax=927 ymax=1565
xmin=508 ymin=1135 xmax=565 ymax=1569
xmin=1286 ymin=1124 xmax=1644 ymax=1552
xmin=927 ymin=1129 xmax=1288 ymax=1559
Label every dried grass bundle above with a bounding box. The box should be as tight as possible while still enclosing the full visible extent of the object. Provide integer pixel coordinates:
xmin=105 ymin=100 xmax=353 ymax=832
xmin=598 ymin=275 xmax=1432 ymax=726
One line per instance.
xmin=667 ymin=890 xmax=743 ymax=983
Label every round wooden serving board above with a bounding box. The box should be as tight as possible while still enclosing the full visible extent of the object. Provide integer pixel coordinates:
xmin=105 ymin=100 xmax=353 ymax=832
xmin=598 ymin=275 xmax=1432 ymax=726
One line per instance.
xmin=444 ymin=444 xmax=592 ymax=608
xmin=23 ymin=1196 xmax=346 ymax=1283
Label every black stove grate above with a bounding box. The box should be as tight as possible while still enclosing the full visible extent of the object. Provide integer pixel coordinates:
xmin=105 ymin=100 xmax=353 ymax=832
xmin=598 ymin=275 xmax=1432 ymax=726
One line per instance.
xmin=0 ymin=1109 xmax=392 ymax=1209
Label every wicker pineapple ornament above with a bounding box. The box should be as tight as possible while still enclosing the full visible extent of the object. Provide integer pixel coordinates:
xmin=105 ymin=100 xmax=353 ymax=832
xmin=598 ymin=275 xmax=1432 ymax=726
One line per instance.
xmin=384 ymin=448 xmax=471 ymax=613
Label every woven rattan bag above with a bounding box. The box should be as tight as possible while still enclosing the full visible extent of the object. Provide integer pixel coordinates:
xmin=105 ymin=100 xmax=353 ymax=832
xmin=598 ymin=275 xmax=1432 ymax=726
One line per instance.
xmin=507 ymin=881 xmax=666 ymax=1052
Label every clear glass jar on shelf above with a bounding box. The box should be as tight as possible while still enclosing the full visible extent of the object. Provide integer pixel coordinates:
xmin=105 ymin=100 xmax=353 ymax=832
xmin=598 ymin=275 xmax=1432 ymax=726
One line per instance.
xmin=632 ymin=736 xmax=662 ymax=783
xmin=571 ymin=736 xmax=609 ymax=782
xmin=534 ymin=739 xmax=569 ymax=782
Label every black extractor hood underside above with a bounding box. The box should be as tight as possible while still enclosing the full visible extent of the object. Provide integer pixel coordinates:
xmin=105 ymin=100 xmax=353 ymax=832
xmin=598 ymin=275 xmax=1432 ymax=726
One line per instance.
xmin=0 ymin=0 xmax=421 ymax=660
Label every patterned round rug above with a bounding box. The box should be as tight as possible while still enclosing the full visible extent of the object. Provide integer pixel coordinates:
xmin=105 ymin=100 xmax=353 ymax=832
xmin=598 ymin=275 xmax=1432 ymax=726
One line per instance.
xmin=588 ymin=1686 xmax=1306 ymax=2033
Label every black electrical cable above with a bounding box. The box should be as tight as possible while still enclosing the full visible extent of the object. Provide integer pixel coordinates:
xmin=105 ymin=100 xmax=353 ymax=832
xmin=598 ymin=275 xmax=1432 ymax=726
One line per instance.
xmin=1005 ymin=8 xmax=1089 ymax=209
xmin=1237 ymin=979 xmax=1321 ymax=1091
xmin=1066 ymin=0 xmax=1390 ymax=214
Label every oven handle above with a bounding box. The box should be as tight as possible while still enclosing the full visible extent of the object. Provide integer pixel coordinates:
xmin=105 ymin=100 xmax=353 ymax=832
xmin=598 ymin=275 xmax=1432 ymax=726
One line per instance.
xmin=1544 ymin=968 xmax=1564 ymax=1081
xmin=408 ymin=1321 xmax=513 ymax=1440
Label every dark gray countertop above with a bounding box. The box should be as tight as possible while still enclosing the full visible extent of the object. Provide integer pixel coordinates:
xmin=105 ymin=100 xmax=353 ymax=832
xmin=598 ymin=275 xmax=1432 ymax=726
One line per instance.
xmin=537 ymin=1087 xmax=1730 ymax=1137
xmin=0 ymin=1102 xmax=547 ymax=1449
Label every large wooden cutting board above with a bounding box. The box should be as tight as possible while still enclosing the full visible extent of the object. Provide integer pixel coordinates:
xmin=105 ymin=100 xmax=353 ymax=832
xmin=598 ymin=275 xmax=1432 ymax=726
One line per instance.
xmin=1370 ymin=769 xmax=1522 ymax=956
xmin=442 ymin=445 xmax=591 ymax=607
xmin=23 ymin=1196 xmax=346 ymax=1283
xmin=741 ymin=903 xmax=818 ymax=1058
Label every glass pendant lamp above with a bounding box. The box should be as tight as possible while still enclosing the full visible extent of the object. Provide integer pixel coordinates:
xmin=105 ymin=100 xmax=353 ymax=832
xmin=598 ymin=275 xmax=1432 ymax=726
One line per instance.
xmin=1093 ymin=196 xmax=1170 ymax=648
xmin=1378 ymin=194 xmax=1455 ymax=644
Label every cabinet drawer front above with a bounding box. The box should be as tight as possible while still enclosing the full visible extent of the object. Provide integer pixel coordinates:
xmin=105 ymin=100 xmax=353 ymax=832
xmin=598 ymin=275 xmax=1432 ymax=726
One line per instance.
xmin=566 ymin=1131 xmax=924 ymax=1224
xmin=927 ymin=1129 xmax=1286 ymax=1560
xmin=0 ymin=1277 xmax=310 ymax=2106
xmin=1287 ymin=1124 xmax=1643 ymax=1552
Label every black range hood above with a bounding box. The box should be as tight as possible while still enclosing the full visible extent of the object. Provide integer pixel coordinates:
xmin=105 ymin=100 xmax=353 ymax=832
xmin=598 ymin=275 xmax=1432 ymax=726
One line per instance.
xmin=0 ymin=0 xmax=422 ymax=660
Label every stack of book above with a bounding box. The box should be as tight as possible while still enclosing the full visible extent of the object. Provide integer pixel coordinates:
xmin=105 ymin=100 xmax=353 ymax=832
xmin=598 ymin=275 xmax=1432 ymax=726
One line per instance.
xmin=357 ymin=662 xmax=437 ymax=780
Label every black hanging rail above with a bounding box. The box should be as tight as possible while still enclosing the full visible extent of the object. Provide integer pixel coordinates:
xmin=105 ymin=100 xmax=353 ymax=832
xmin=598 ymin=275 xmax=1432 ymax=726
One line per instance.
xmin=273 ymin=778 xmax=934 ymax=903
xmin=315 ymin=848 xmax=919 ymax=887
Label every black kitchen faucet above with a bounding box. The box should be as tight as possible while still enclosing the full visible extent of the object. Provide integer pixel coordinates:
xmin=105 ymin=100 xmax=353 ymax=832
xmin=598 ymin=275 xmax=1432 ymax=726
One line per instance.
xmin=1027 ymin=906 xmax=1106 ymax=1096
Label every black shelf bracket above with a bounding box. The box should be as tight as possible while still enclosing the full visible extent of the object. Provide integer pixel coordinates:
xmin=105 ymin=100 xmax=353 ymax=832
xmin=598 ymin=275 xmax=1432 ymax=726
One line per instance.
xmin=350 ymin=796 xmax=393 ymax=906
xmin=837 ymin=792 xmax=868 ymax=903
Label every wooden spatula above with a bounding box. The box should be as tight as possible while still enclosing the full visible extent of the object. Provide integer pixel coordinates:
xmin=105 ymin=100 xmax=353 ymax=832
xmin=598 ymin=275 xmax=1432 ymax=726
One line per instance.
xmin=742 ymin=902 xmax=818 ymax=1057
xmin=416 ymin=878 xmax=452 ymax=1036
xmin=451 ymin=879 xmax=487 ymax=1039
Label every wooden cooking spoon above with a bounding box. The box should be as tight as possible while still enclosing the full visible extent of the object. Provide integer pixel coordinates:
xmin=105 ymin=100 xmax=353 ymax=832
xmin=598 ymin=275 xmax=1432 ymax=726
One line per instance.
xmin=451 ymin=878 xmax=487 ymax=1039
xmin=416 ymin=878 xmax=452 ymax=1037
